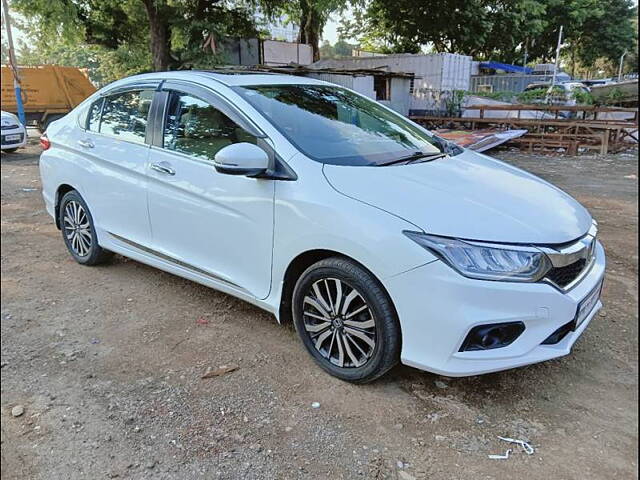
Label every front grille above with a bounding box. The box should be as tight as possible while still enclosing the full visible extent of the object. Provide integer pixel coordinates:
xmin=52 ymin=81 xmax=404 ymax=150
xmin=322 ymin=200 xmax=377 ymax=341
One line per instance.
xmin=1 ymin=124 xmax=19 ymax=130
xmin=546 ymin=258 xmax=587 ymax=288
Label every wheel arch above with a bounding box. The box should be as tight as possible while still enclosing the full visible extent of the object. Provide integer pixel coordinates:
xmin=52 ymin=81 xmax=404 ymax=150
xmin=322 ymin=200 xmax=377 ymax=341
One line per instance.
xmin=54 ymin=184 xmax=77 ymax=229
xmin=278 ymin=249 xmax=400 ymax=330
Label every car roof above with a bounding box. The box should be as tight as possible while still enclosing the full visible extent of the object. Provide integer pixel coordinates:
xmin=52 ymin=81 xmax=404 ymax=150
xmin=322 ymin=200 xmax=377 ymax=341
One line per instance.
xmin=104 ymin=70 xmax=330 ymax=90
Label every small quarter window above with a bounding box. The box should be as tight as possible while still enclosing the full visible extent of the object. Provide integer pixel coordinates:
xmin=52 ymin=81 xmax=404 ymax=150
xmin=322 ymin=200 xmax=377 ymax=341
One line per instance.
xmin=162 ymin=92 xmax=256 ymax=161
xmin=99 ymin=90 xmax=154 ymax=143
xmin=86 ymin=98 xmax=104 ymax=131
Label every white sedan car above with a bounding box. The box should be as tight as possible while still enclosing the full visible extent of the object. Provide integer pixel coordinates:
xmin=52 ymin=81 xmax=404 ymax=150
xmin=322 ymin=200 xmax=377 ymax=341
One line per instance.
xmin=38 ymin=72 xmax=606 ymax=382
xmin=1 ymin=110 xmax=27 ymax=152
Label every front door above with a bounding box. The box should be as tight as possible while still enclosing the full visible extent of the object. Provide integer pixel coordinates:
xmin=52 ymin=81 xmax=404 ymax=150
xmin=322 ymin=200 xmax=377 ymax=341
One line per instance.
xmin=146 ymin=88 xmax=275 ymax=299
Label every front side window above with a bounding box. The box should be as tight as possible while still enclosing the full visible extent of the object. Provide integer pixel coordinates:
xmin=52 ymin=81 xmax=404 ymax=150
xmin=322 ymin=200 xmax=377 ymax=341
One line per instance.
xmin=99 ymin=90 xmax=153 ymax=143
xmin=162 ymin=92 xmax=256 ymax=161
xmin=234 ymin=84 xmax=442 ymax=166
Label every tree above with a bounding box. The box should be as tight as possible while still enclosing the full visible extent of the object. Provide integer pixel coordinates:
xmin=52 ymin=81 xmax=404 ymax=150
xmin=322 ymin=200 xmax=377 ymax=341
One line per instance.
xmin=319 ymin=40 xmax=335 ymax=58
xmin=342 ymin=0 xmax=637 ymax=68
xmin=343 ymin=0 xmax=546 ymax=61
xmin=274 ymin=0 xmax=344 ymax=61
xmin=10 ymin=0 xmax=277 ymax=73
xmin=319 ymin=38 xmax=357 ymax=58
xmin=333 ymin=38 xmax=355 ymax=57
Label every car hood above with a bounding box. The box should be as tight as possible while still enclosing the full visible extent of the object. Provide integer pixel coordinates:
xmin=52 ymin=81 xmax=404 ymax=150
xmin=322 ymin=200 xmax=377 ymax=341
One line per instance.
xmin=323 ymin=150 xmax=592 ymax=244
xmin=1 ymin=111 xmax=20 ymax=127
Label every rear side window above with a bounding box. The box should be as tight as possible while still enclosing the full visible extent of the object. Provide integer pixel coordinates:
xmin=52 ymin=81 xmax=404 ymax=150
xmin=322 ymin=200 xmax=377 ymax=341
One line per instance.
xmin=86 ymin=98 xmax=104 ymax=132
xmin=99 ymin=90 xmax=154 ymax=143
xmin=162 ymin=92 xmax=256 ymax=161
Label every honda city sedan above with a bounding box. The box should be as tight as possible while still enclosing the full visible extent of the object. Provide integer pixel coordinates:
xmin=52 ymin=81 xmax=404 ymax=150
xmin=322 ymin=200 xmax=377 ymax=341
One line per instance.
xmin=39 ymin=71 xmax=606 ymax=382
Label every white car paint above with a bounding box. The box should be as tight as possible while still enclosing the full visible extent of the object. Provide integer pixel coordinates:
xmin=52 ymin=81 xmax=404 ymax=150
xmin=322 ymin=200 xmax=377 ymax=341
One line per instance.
xmin=323 ymin=151 xmax=592 ymax=244
xmin=1 ymin=110 xmax=27 ymax=151
xmin=39 ymin=71 xmax=606 ymax=377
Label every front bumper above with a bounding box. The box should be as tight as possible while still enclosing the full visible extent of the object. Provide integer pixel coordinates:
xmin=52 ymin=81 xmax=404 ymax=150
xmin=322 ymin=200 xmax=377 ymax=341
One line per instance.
xmin=385 ymin=240 xmax=606 ymax=376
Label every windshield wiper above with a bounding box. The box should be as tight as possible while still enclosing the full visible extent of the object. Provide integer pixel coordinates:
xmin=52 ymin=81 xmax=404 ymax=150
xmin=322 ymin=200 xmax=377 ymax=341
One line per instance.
xmin=376 ymin=151 xmax=448 ymax=167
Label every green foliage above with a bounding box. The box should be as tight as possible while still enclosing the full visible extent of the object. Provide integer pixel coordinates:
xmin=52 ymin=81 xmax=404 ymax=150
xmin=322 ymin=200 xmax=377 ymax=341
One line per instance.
xmin=276 ymin=0 xmax=346 ymax=61
xmin=603 ymin=87 xmax=626 ymax=105
xmin=442 ymin=90 xmax=467 ymax=117
xmin=343 ymin=0 xmax=637 ymax=70
xmin=473 ymin=91 xmax=518 ymax=102
xmin=572 ymin=89 xmax=594 ymax=105
xmin=517 ymin=87 xmax=553 ymax=103
xmin=319 ymin=38 xmax=357 ymax=58
xmin=11 ymin=0 xmax=279 ymax=76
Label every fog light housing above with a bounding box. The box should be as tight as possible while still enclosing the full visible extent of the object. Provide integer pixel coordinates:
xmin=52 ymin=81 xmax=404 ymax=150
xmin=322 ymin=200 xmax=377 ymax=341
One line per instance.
xmin=459 ymin=322 xmax=526 ymax=352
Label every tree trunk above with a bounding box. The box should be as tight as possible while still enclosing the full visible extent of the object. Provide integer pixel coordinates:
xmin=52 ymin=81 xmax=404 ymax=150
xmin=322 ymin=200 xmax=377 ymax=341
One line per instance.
xmin=142 ymin=0 xmax=171 ymax=71
xmin=298 ymin=0 xmax=321 ymax=62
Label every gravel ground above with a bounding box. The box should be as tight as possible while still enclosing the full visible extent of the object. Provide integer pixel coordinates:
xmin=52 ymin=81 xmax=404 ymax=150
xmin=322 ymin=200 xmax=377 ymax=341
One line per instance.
xmin=1 ymin=137 xmax=638 ymax=479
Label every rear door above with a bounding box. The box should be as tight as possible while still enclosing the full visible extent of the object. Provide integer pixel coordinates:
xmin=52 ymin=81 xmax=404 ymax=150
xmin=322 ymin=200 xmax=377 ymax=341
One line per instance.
xmin=77 ymin=87 xmax=155 ymax=246
xmin=145 ymin=82 xmax=275 ymax=299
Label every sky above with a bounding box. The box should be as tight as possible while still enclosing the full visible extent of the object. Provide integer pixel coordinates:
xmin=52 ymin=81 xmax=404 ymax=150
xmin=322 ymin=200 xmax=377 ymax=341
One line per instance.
xmin=323 ymin=12 xmax=348 ymax=45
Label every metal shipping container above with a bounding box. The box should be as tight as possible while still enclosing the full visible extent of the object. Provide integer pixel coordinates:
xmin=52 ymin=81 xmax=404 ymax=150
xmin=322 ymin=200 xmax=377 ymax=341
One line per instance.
xmin=312 ymin=53 xmax=473 ymax=114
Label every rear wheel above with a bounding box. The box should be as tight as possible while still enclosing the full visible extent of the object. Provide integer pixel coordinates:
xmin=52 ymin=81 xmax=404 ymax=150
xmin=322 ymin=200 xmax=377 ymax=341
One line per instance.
xmin=58 ymin=190 xmax=112 ymax=265
xmin=292 ymin=257 xmax=401 ymax=383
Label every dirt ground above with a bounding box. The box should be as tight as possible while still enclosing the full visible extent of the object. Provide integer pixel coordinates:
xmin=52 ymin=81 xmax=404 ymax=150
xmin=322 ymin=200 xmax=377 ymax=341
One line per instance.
xmin=1 ymin=137 xmax=638 ymax=480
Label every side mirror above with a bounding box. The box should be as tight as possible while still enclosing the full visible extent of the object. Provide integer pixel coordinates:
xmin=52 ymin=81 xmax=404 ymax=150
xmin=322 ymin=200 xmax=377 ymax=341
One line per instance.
xmin=213 ymin=142 xmax=270 ymax=177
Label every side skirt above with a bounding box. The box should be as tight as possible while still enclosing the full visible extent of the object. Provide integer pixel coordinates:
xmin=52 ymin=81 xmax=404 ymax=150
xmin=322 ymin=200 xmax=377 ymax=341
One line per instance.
xmin=102 ymin=231 xmax=278 ymax=316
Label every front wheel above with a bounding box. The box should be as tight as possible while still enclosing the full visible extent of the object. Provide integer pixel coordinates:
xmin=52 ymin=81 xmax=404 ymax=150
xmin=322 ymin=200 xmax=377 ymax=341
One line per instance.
xmin=59 ymin=190 xmax=112 ymax=265
xmin=292 ymin=257 xmax=401 ymax=383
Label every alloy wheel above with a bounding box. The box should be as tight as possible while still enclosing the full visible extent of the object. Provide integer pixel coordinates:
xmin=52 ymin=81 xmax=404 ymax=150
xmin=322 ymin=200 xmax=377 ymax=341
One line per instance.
xmin=302 ymin=278 xmax=377 ymax=368
xmin=63 ymin=200 xmax=92 ymax=257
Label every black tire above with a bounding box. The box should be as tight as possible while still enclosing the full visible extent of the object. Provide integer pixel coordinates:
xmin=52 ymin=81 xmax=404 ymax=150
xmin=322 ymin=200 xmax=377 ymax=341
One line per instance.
xmin=292 ymin=257 xmax=401 ymax=383
xmin=2 ymin=148 xmax=18 ymax=153
xmin=58 ymin=190 xmax=112 ymax=266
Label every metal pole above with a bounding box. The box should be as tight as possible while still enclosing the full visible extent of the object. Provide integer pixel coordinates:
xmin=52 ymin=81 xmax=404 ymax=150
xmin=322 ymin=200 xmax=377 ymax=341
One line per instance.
xmin=618 ymin=50 xmax=628 ymax=82
xmin=547 ymin=25 xmax=563 ymax=105
xmin=551 ymin=25 xmax=563 ymax=88
xmin=2 ymin=0 xmax=26 ymax=126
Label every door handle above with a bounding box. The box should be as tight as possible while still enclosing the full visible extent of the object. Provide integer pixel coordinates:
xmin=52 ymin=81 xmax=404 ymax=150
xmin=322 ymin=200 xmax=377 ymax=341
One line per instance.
xmin=150 ymin=162 xmax=176 ymax=176
xmin=77 ymin=139 xmax=94 ymax=149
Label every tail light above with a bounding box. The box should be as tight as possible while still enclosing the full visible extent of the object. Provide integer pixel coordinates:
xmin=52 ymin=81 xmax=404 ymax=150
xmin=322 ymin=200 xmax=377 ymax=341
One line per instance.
xmin=40 ymin=133 xmax=51 ymax=150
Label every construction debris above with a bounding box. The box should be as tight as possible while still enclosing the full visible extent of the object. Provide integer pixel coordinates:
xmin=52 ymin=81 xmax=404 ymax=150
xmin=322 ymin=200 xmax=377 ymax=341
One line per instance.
xmin=488 ymin=449 xmax=512 ymax=460
xmin=497 ymin=436 xmax=535 ymax=455
xmin=437 ymin=128 xmax=528 ymax=152
xmin=201 ymin=365 xmax=238 ymax=379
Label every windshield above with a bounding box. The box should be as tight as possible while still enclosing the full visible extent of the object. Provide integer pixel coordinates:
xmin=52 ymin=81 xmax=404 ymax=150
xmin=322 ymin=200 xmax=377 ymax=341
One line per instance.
xmin=234 ymin=84 xmax=443 ymax=166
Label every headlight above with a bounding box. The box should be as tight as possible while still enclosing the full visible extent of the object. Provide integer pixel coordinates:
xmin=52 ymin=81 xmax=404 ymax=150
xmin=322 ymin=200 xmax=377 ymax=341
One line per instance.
xmin=404 ymin=231 xmax=551 ymax=282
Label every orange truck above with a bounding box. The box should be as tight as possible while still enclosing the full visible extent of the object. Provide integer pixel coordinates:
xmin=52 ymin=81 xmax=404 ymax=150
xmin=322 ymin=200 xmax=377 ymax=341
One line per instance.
xmin=1 ymin=65 xmax=96 ymax=131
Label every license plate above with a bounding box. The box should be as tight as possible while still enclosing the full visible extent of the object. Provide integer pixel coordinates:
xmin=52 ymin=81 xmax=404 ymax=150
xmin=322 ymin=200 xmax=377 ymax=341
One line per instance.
xmin=5 ymin=134 xmax=21 ymax=141
xmin=575 ymin=280 xmax=603 ymax=329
